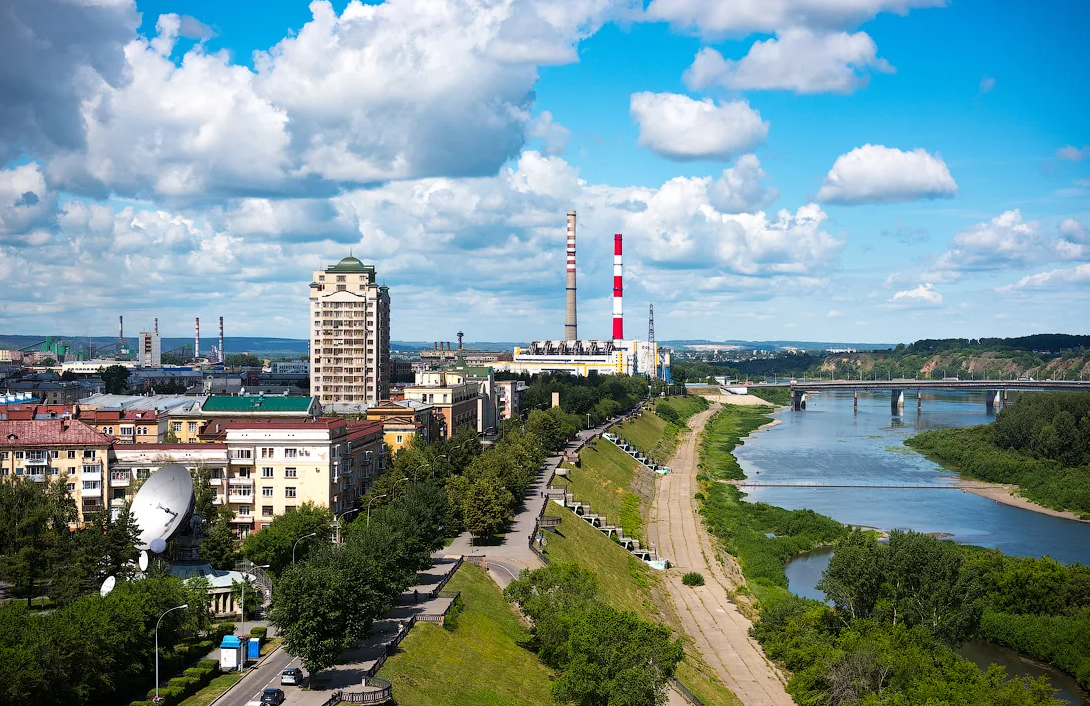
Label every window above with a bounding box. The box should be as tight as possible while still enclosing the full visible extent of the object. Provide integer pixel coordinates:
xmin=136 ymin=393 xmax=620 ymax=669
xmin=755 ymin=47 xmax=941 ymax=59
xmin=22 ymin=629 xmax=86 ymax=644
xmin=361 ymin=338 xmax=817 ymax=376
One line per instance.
xmin=261 ymin=447 xmax=274 ymax=458
xmin=50 ymin=468 xmax=58 ymax=476
xmin=262 ymin=486 xmax=273 ymax=497
xmin=284 ymin=448 xmax=298 ymax=458
xmin=82 ymin=480 xmax=100 ymax=490
xmin=262 ymin=506 xmax=274 ymax=517
xmin=238 ymin=468 xmax=250 ymax=478
xmin=67 ymin=467 xmax=75 ymax=474
xmin=261 ymin=467 xmax=274 ymax=478
xmin=67 ymin=450 xmax=76 ymax=459
xmin=15 ymin=451 xmax=24 ymax=459
xmin=137 ymin=468 xmax=150 ymax=480
xmin=285 ymin=487 xmax=297 ymax=498
xmin=172 ymin=422 xmax=182 ymax=433
xmin=0 ymin=452 xmax=6 ymax=460
xmin=120 ymin=426 xmax=134 ymax=436
xmin=285 ymin=467 xmax=297 ymax=479
xmin=238 ymin=505 xmax=251 ymax=516
xmin=15 ymin=467 xmax=23 ymax=475
xmin=83 ymin=450 xmax=95 ymax=459
xmin=395 ymin=435 xmax=403 ymax=444
xmin=188 ymin=422 xmax=197 ymax=434
xmin=284 ymin=505 xmax=296 ymax=513
xmin=103 ymin=427 xmax=113 ymax=435
xmin=50 ymin=450 xmax=59 ymax=459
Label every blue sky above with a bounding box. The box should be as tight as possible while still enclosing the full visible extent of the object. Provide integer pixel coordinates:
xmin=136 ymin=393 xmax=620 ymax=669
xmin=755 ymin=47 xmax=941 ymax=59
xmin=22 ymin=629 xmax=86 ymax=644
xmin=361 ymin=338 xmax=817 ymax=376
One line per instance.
xmin=0 ymin=0 xmax=1087 ymax=344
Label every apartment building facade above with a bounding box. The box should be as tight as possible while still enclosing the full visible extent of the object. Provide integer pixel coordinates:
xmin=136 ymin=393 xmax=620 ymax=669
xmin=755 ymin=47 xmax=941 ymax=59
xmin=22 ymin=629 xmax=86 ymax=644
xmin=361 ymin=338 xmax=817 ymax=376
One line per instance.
xmin=404 ymin=370 xmax=480 ymax=439
xmin=309 ymin=257 xmax=391 ymax=407
xmin=81 ymin=408 xmax=166 ymax=444
xmin=495 ymin=380 xmax=528 ymax=421
xmin=0 ymin=419 xmax=114 ymax=523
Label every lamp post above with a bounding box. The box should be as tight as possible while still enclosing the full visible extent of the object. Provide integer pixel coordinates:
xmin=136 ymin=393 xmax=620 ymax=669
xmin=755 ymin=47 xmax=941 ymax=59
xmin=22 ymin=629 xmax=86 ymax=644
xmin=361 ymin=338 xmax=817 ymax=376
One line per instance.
xmin=155 ymin=604 xmax=188 ymax=700
xmin=367 ymin=493 xmax=388 ymax=527
xmin=292 ymin=532 xmax=318 ymax=564
xmin=333 ymin=508 xmax=360 ymax=543
xmin=239 ymin=564 xmax=269 ymax=644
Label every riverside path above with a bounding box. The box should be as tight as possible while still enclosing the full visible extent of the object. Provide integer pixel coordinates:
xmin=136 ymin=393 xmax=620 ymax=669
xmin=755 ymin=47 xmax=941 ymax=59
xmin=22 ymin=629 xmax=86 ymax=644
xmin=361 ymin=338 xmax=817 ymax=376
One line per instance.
xmin=649 ymin=405 xmax=794 ymax=706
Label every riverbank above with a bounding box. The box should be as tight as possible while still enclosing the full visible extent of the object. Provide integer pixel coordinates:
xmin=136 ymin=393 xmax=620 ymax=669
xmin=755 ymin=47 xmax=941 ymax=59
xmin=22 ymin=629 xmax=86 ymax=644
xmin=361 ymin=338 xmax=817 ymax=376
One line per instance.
xmin=940 ymin=476 xmax=1090 ymax=524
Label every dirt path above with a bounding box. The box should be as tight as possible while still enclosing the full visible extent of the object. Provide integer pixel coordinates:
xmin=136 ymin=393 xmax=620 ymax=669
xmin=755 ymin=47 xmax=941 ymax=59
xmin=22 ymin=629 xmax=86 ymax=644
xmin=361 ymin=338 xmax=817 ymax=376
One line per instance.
xmin=649 ymin=405 xmax=794 ymax=706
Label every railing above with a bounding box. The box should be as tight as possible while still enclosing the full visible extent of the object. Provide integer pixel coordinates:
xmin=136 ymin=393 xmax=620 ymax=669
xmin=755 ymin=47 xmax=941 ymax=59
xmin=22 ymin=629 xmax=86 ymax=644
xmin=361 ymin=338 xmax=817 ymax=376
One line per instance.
xmin=465 ymin=555 xmax=488 ymax=569
xmin=326 ymin=676 xmax=394 ymax=704
xmin=669 ymin=677 xmax=706 ymax=706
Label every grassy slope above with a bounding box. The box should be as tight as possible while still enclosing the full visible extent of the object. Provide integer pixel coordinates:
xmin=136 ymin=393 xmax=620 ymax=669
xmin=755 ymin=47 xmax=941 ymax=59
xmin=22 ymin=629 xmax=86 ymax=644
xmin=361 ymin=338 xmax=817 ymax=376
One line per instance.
xmin=564 ymin=438 xmax=646 ymax=539
xmin=377 ymin=564 xmax=555 ymax=706
xmin=619 ymin=395 xmax=708 ymax=463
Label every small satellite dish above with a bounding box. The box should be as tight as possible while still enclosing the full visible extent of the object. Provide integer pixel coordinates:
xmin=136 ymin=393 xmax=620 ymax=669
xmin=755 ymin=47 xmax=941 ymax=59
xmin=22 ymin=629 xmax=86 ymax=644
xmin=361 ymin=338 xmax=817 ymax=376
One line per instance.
xmin=139 ymin=551 xmax=149 ymax=572
xmin=130 ymin=463 xmax=195 ymax=550
xmin=150 ymin=537 xmax=167 ymax=554
xmin=100 ymin=576 xmax=116 ymax=597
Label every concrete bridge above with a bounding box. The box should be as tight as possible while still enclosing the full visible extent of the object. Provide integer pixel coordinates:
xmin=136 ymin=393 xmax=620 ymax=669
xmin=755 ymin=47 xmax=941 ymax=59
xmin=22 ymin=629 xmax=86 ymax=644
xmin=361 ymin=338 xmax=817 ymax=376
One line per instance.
xmin=784 ymin=379 xmax=1090 ymax=413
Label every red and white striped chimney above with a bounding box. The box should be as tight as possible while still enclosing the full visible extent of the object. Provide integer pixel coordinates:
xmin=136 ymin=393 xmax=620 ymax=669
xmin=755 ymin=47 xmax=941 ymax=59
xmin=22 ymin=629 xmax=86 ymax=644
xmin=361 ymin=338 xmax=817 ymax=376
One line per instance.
xmin=195 ymin=317 xmax=200 ymax=359
xmin=612 ymin=233 xmax=623 ymax=343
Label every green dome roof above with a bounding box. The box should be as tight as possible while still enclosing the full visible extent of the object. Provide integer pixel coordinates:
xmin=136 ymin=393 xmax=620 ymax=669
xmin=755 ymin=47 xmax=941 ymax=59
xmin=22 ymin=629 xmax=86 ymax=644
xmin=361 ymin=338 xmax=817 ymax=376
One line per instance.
xmin=326 ymin=255 xmax=374 ymax=273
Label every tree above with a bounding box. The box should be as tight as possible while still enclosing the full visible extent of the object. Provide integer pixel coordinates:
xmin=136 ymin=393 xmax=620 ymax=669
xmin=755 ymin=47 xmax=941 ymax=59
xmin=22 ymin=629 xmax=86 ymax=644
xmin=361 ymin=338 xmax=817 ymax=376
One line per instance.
xmin=60 ymin=370 xmax=77 ymax=381
xmin=224 ymin=353 xmax=262 ymax=368
xmin=0 ymin=479 xmax=76 ymax=606
xmin=505 ymin=563 xmax=601 ymax=666
xmin=463 ymin=476 xmax=513 ymax=539
xmin=99 ymin=365 xmax=131 ymax=394
xmin=200 ymin=508 xmax=239 ymax=570
xmin=818 ymin=529 xmax=883 ymax=622
xmin=183 ymin=576 xmax=216 ymax=636
xmin=272 ymin=560 xmax=349 ymax=676
xmin=231 ymin=577 xmax=261 ymax=618
xmin=241 ymin=502 xmax=332 ymax=576
xmin=551 ymin=606 xmax=684 ymax=706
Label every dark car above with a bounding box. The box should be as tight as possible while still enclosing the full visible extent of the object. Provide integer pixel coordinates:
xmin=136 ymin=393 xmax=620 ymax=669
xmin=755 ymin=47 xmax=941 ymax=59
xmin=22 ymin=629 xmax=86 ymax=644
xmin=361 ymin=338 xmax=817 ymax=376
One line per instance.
xmin=260 ymin=688 xmax=285 ymax=705
xmin=280 ymin=667 xmax=304 ymax=686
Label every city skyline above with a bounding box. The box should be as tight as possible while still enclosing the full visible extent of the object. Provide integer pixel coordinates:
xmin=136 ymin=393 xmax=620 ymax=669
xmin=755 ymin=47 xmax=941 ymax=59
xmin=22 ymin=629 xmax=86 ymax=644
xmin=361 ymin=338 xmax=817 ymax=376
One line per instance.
xmin=0 ymin=0 xmax=1087 ymax=343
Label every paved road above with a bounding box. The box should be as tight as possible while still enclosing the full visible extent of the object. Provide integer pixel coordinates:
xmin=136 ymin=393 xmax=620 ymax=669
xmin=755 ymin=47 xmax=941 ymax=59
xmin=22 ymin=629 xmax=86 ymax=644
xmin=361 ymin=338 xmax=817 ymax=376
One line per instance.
xmin=215 ymin=646 xmax=302 ymax=706
xmin=648 ymin=405 xmax=794 ymax=706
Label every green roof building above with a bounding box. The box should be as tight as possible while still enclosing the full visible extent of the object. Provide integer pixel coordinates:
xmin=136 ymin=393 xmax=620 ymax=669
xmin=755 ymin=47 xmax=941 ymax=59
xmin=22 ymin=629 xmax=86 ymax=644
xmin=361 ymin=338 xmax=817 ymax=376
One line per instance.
xmin=201 ymin=395 xmax=320 ymax=417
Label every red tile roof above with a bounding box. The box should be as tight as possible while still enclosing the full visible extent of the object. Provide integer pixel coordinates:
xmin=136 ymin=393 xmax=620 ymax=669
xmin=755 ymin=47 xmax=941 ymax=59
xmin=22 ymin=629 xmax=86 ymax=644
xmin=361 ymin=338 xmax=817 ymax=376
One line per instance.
xmin=115 ymin=443 xmax=227 ymax=451
xmin=0 ymin=420 xmax=112 ymax=447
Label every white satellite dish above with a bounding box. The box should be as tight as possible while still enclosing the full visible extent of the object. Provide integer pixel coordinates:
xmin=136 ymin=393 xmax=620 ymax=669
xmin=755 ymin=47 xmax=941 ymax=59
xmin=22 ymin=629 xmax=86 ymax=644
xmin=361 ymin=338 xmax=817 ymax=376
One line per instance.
xmin=100 ymin=576 xmax=116 ymax=597
xmin=139 ymin=551 xmax=149 ymax=572
xmin=130 ymin=463 xmax=195 ymax=551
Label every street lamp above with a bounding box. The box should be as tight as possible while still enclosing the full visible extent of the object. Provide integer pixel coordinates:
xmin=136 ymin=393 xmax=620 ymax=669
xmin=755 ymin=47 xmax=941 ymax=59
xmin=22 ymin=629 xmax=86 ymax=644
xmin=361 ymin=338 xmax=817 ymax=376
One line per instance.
xmin=367 ymin=493 xmax=388 ymax=527
xmin=292 ymin=532 xmax=318 ymax=564
xmin=155 ymin=604 xmax=188 ymax=700
xmin=333 ymin=508 xmax=361 ymax=543
xmin=239 ymin=564 xmax=270 ymax=640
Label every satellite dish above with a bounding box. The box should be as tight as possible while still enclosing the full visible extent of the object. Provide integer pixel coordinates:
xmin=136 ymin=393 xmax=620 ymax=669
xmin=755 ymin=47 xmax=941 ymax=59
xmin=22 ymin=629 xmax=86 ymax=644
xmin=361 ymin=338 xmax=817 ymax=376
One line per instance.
xmin=100 ymin=576 xmax=116 ymax=597
xmin=150 ymin=537 xmax=167 ymax=554
xmin=139 ymin=550 xmax=149 ymax=572
xmin=130 ymin=463 xmax=195 ymax=551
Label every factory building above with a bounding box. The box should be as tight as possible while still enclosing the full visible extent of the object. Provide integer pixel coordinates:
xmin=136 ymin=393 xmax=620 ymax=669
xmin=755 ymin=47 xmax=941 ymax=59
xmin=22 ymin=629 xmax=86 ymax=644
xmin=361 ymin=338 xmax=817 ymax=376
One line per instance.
xmin=496 ymin=218 xmax=672 ymax=379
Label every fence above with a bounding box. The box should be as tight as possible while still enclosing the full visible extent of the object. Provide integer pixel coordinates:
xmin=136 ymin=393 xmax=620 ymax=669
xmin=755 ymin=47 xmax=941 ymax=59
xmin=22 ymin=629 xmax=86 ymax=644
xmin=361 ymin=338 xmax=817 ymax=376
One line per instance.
xmin=325 ymin=677 xmax=394 ymax=704
xmin=669 ymin=677 xmax=706 ymax=706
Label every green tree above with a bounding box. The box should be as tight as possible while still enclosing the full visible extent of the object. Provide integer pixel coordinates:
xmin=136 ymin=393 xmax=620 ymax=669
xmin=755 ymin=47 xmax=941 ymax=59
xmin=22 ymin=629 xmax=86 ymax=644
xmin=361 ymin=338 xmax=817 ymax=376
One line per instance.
xmin=224 ymin=353 xmax=262 ymax=367
xmin=241 ymin=501 xmax=332 ymax=576
xmin=200 ymin=508 xmax=239 ymax=570
xmin=818 ymin=529 xmax=883 ymax=622
xmin=231 ymin=577 xmax=261 ymax=619
xmin=505 ymin=563 xmax=601 ymax=666
xmin=272 ymin=560 xmax=347 ymax=676
xmin=463 ymin=476 xmax=513 ymax=539
xmin=99 ymin=365 xmax=131 ymax=394
xmin=0 ymin=479 xmax=76 ymax=606
xmin=184 ymin=576 xmax=216 ymax=636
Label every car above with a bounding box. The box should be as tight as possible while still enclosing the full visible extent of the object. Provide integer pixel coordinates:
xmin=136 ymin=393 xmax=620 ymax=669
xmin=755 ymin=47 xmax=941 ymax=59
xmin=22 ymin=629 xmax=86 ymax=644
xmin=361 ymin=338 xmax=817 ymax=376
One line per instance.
xmin=280 ymin=667 xmax=304 ymax=686
xmin=260 ymin=688 xmax=286 ymax=705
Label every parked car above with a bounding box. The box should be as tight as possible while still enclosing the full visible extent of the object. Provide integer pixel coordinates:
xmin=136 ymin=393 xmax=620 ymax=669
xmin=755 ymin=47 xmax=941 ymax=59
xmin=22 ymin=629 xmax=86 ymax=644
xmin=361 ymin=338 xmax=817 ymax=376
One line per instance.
xmin=261 ymin=688 xmax=286 ymax=705
xmin=280 ymin=667 xmax=304 ymax=686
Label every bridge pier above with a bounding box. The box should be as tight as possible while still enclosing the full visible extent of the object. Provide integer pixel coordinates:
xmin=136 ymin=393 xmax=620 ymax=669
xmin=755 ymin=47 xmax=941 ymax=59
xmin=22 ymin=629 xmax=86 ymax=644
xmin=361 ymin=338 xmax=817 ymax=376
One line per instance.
xmin=917 ymin=390 xmax=922 ymax=411
xmin=853 ymin=390 xmax=858 ymax=411
xmin=891 ymin=388 xmax=904 ymax=415
xmin=986 ymin=389 xmax=1001 ymax=410
xmin=792 ymin=390 xmax=807 ymax=411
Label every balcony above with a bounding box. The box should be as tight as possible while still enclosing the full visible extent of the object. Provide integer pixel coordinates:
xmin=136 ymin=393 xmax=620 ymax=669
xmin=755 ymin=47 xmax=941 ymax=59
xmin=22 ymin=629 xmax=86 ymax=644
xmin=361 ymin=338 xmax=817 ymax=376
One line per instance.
xmin=28 ymin=473 xmax=47 ymax=483
xmin=227 ymin=476 xmax=254 ymax=487
xmin=228 ymin=492 xmax=254 ymax=504
xmin=81 ymin=486 xmax=102 ymax=498
xmin=110 ymin=472 xmax=131 ymax=487
xmin=81 ymin=465 xmax=102 ymax=479
xmin=229 ymin=513 xmax=254 ymax=524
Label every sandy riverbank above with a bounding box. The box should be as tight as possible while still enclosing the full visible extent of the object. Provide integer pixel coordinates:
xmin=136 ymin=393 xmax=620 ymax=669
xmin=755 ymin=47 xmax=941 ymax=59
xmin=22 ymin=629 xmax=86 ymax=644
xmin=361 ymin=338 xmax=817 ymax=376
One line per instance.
xmin=940 ymin=477 xmax=1090 ymax=523
xmin=718 ymin=393 xmax=783 ymax=406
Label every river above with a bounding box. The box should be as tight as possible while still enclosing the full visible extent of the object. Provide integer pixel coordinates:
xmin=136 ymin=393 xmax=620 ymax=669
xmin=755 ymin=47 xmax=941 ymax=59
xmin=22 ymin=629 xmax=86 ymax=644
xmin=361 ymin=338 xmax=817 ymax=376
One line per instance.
xmin=734 ymin=389 xmax=1090 ymax=704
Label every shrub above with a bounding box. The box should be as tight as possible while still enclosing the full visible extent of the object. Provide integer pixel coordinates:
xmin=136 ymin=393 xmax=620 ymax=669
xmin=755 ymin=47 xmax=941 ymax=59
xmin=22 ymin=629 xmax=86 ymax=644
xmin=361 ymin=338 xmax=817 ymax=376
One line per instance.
xmin=129 ymin=701 xmax=156 ymax=706
xmin=213 ymin=622 xmax=236 ymax=640
xmin=183 ymin=667 xmax=205 ymax=679
xmin=197 ymin=658 xmax=219 ymax=672
xmin=682 ymin=572 xmax=705 ymax=587
xmin=249 ymin=625 xmax=268 ymax=639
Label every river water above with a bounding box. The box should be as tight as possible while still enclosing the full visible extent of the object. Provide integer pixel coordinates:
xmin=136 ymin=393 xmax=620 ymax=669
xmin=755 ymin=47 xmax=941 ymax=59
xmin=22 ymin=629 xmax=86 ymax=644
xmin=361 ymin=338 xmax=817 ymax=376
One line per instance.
xmin=734 ymin=390 xmax=1090 ymax=704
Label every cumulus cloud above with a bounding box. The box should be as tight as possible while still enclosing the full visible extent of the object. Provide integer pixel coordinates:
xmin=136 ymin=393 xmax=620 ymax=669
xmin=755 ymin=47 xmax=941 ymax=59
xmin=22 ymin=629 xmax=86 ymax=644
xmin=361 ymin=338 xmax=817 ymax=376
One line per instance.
xmin=1056 ymin=145 xmax=1090 ymax=162
xmin=0 ymin=151 xmax=842 ymax=337
xmin=527 ymin=112 xmax=571 ymax=156
xmin=999 ymin=264 xmax=1090 ymax=292
xmin=707 ymin=155 xmax=779 ymax=213
xmin=933 ymin=210 xmax=1088 ymax=276
xmin=36 ymin=0 xmax=633 ymax=201
xmin=816 ymin=144 xmax=957 ymax=204
xmin=0 ymin=0 xmax=139 ymax=163
xmin=629 ymin=92 xmax=769 ymax=160
xmin=0 ymin=163 xmax=56 ymax=239
xmin=684 ymin=29 xmax=892 ymax=94
xmin=643 ymin=0 xmax=944 ymax=37
xmin=889 ymin=283 xmax=943 ymax=307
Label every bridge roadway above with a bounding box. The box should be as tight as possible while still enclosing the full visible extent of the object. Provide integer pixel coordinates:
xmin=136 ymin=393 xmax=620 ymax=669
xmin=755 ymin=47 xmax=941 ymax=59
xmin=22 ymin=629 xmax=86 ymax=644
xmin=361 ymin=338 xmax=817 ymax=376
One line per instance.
xmin=723 ymin=480 xmax=996 ymax=490
xmin=779 ymin=379 xmax=1089 ymax=412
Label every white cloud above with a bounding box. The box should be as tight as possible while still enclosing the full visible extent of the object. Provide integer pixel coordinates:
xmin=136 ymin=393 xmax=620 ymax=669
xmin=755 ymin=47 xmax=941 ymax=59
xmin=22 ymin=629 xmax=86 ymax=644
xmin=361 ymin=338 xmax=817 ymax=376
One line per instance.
xmin=816 ymin=144 xmax=957 ymax=204
xmin=889 ymin=283 xmax=943 ymax=307
xmin=1055 ymin=145 xmax=1090 ymax=162
xmin=629 ymin=92 xmax=769 ymax=161
xmin=527 ymin=111 xmax=571 ymax=156
xmin=827 ymin=309 xmax=843 ymax=318
xmin=978 ymin=75 xmax=995 ymax=94
xmin=0 ymin=163 xmax=56 ymax=240
xmin=42 ymin=0 xmax=633 ymax=201
xmin=999 ymin=264 xmax=1090 ymax=292
xmin=684 ymin=29 xmax=892 ymax=94
xmin=933 ymin=210 xmax=1088 ymax=276
xmin=707 ymin=155 xmax=779 ymax=213
xmin=643 ymin=0 xmax=944 ymax=37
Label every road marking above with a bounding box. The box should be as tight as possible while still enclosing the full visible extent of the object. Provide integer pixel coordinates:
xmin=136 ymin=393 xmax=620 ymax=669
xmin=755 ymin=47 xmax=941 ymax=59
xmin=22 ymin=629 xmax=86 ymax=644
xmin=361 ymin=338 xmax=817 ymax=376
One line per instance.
xmin=491 ymin=562 xmax=518 ymax=581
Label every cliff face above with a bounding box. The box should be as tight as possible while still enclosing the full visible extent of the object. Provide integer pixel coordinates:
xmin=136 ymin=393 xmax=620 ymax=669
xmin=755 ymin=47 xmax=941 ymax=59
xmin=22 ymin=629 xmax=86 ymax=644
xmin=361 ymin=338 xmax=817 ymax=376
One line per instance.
xmin=820 ymin=350 xmax=1090 ymax=379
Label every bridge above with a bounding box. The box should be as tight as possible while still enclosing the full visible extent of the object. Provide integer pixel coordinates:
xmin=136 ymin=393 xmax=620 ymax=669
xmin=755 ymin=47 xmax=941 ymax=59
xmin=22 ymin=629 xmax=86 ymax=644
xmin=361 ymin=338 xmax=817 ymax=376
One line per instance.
xmin=781 ymin=379 xmax=1090 ymax=412
xmin=722 ymin=480 xmax=1000 ymax=490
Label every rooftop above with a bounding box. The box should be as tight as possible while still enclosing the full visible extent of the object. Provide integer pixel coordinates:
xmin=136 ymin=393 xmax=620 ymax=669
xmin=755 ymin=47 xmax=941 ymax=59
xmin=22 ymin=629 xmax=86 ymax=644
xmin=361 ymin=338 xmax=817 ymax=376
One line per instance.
xmin=0 ymin=419 xmax=112 ymax=447
xmin=325 ymin=256 xmax=375 ymax=274
xmin=201 ymin=395 xmax=316 ymax=413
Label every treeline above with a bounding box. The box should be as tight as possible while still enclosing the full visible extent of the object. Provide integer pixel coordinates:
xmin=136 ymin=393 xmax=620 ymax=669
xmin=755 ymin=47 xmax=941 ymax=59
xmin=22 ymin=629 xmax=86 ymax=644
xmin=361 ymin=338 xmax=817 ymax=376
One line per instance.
xmin=497 ymin=372 xmax=649 ymax=425
xmin=504 ymin=563 xmax=684 ymax=705
xmin=907 ymin=393 xmax=1090 ymax=517
xmin=652 ymin=395 xmax=708 ymax=427
xmin=754 ymin=531 xmax=1065 ymax=705
xmin=908 ymin=334 xmax=1090 ymax=354
xmin=271 ymin=483 xmax=446 ymax=676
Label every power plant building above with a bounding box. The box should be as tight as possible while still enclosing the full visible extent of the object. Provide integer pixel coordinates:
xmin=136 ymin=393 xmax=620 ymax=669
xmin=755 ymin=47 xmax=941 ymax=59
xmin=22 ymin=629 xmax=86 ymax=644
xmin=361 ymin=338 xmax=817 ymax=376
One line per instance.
xmin=309 ymin=256 xmax=391 ymax=406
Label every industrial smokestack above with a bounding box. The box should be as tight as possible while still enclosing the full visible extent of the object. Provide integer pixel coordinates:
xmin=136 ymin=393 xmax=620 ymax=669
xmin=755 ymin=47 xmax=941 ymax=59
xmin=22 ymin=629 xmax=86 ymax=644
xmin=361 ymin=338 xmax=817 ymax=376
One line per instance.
xmin=219 ymin=316 xmax=224 ymax=364
xmin=195 ymin=317 xmax=200 ymax=360
xmin=565 ymin=210 xmax=578 ymax=341
xmin=119 ymin=315 xmax=123 ymax=343
xmin=613 ymin=234 xmax=623 ymax=343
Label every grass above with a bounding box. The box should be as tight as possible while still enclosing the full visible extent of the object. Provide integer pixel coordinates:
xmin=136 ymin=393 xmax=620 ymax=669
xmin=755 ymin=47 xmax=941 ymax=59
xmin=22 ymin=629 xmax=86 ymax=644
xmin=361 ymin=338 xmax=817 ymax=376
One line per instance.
xmin=746 ymin=387 xmax=791 ymax=406
xmin=377 ymin=563 xmax=555 ymax=706
xmin=565 ymin=438 xmax=647 ymax=540
xmin=177 ymin=673 xmax=243 ymax=706
xmin=698 ymin=404 xmax=774 ymax=481
xmin=617 ymin=412 xmax=667 ymax=455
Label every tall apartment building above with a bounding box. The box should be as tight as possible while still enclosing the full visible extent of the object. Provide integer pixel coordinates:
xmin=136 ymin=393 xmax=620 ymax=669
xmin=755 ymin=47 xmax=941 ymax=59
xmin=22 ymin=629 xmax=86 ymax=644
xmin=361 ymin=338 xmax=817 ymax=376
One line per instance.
xmin=309 ymin=256 xmax=391 ymax=406
xmin=404 ymin=370 xmax=480 ymax=440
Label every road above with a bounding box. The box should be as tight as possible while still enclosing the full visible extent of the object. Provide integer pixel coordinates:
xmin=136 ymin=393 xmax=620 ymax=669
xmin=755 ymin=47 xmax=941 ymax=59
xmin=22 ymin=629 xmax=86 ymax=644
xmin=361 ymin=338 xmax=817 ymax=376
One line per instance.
xmin=215 ymin=646 xmax=302 ymax=706
xmin=648 ymin=405 xmax=794 ymax=706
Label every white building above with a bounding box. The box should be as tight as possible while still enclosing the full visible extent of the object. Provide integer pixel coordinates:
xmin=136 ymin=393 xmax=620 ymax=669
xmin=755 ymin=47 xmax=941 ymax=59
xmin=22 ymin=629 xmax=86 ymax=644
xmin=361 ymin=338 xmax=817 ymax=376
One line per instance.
xmin=139 ymin=331 xmax=162 ymax=367
xmin=495 ymin=339 xmax=672 ymax=380
xmin=309 ymin=256 xmax=391 ymax=406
